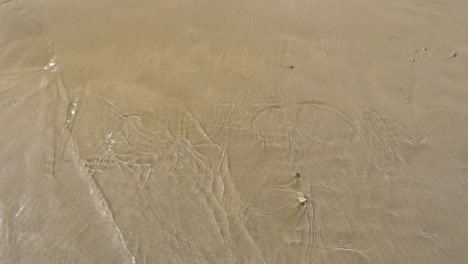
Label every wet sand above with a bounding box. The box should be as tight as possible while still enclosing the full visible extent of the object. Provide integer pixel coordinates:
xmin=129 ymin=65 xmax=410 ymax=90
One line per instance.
xmin=1 ymin=0 xmax=467 ymax=263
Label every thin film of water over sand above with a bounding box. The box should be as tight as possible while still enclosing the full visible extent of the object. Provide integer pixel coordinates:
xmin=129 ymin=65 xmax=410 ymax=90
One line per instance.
xmin=0 ymin=0 xmax=467 ymax=263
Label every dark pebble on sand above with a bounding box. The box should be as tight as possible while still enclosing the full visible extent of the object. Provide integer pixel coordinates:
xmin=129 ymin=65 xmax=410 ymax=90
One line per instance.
xmin=295 ymin=172 xmax=301 ymax=178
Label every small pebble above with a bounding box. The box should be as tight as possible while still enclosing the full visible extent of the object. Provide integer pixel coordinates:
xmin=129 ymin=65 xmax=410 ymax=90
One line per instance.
xmin=409 ymin=58 xmax=415 ymax=62
xmin=71 ymin=110 xmax=76 ymax=115
xmin=423 ymin=47 xmax=428 ymax=51
xmin=298 ymin=197 xmax=307 ymax=203
xmin=289 ymin=65 xmax=294 ymax=69
xmin=295 ymin=172 xmax=301 ymax=178
xmin=451 ymin=52 xmax=457 ymax=57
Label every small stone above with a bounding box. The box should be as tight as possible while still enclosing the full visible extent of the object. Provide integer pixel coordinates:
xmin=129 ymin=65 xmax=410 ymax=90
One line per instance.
xmin=295 ymin=172 xmax=301 ymax=178
xmin=423 ymin=47 xmax=428 ymax=51
xmin=298 ymin=197 xmax=307 ymax=203
xmin=409 ymin=58 xmax=415 ymax=62
xmin=289 ymin=65 xmax=294 ymax=69
xmin=450 ymin=52 xmax=457 ymax=57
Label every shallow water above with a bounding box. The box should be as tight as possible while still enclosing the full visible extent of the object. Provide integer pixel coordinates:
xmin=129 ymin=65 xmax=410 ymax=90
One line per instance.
xmin=1 ymin=0 xmax=467 ymax=263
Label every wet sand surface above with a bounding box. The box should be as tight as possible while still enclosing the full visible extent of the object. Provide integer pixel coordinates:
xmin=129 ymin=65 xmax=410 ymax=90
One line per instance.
xmin=1 ymin=0 xmax=467 ymax=263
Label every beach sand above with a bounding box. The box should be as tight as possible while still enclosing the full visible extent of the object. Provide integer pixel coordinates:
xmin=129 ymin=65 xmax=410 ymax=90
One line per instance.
xmin=1 ymin=0 xmax=467 ymax=263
